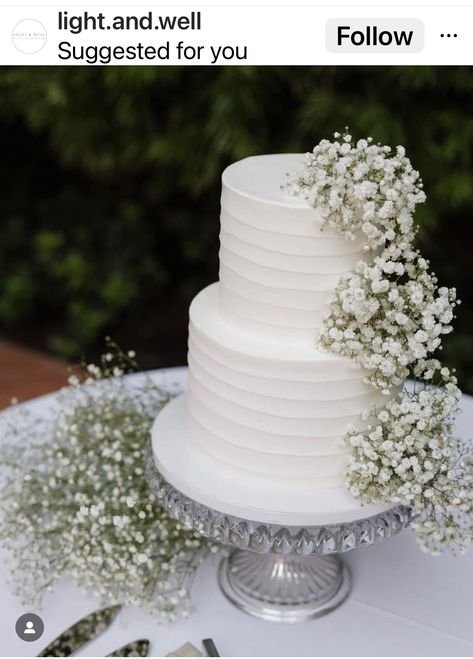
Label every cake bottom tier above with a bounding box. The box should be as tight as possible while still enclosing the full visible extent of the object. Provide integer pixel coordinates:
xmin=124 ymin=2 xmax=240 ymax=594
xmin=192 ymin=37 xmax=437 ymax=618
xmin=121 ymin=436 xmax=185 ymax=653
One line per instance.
xmin=187 ymin=283 xmax=388 ymax=489
xmin=151 ymin=394 xmax=394 ymax=525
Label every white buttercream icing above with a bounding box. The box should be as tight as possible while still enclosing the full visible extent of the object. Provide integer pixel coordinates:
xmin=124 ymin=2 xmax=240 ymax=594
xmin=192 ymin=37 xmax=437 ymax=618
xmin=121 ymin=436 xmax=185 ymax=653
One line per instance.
xmin=186 ymin=282 xmax=390 ymax=487
xmin=157 ymin=154 xmax=385 ymax=489
xmin=218 ymin=154 xmax=370 ymax=338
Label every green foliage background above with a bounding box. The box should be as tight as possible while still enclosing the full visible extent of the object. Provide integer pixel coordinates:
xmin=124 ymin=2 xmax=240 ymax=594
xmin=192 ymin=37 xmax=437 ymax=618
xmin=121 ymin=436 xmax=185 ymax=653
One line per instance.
xmin=0 ymin=66 xmax=472 ymax=390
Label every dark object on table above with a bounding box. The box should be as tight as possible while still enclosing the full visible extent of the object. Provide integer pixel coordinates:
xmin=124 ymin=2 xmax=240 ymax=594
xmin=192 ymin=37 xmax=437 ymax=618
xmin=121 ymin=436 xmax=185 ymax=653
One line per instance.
xmin=108 ymin=639 xmax=150 ymax=657
xmin=202 ymin=638 xmax=220 ymax=657
xmin=37 ymin=605 xmax=121 ymax=657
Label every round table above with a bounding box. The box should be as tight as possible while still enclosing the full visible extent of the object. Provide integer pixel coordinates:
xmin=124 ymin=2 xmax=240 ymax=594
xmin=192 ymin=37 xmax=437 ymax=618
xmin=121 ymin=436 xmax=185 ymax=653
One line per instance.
xmin=1 ymin=367 xmax=473 ymax=657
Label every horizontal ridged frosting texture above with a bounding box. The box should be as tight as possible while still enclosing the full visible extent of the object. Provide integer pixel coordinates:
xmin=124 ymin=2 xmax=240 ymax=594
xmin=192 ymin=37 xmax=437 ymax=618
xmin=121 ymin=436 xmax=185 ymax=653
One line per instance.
xmin=185 ymin=154 xmax=382 ymax=489
xmin=219 ymin=154 xmax=368 ymax=339
xmin=187 ymin=283 xmax=386 ymax=488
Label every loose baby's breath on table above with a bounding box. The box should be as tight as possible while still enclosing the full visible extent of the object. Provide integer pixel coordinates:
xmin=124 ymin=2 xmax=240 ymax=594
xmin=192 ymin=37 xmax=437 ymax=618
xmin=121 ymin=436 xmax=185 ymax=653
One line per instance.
xmin=0 ymin=343 xmax=211 ymax=620
xmin=286 ymin=132 xmax=473 ymax=554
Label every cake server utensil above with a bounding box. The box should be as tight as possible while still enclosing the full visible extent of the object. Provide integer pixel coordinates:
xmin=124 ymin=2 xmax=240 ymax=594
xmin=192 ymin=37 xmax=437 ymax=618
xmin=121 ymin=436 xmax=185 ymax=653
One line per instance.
xmin=202 ymin=638 xmax=220 ymax=657
xmin=166 ymin=642 xmax=203 ymax=656
xmin=37 ymin=604 xmax=121 ymax=657
xmin=107 ymin=639 xmax=150 ymax=657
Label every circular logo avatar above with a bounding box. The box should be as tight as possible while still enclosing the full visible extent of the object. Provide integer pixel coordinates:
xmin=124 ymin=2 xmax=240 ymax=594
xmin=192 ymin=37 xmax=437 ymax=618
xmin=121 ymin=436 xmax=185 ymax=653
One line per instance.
xmin=12 ymin=19 xmax=47 ymax=54
xmin=15 ymin=613 xmax=44 ymax=642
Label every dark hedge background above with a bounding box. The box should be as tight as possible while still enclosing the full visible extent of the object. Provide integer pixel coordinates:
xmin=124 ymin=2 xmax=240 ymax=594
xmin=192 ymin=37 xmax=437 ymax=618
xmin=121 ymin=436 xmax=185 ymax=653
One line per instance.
xmin=1 ymin=66 xmax=472 ymax=390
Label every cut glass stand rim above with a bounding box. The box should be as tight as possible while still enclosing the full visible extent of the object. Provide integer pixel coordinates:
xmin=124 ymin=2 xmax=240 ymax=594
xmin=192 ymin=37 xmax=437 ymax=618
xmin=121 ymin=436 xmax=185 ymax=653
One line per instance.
xmin=151 ymin=394 xmax=399 ymax=526
xmin=145 ymin=446 xmax=413 ymax=555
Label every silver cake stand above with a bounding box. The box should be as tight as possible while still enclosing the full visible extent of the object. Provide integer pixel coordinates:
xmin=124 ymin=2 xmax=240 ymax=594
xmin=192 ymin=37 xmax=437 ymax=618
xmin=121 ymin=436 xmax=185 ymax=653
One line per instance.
xmin=145 ymin=448 xmax=413 ymax=623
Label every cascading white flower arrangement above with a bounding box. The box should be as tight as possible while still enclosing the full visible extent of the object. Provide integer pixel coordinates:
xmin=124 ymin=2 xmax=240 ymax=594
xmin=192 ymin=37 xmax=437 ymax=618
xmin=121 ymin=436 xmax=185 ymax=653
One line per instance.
xmin=284 ymin=131 xmax=473 ymax=554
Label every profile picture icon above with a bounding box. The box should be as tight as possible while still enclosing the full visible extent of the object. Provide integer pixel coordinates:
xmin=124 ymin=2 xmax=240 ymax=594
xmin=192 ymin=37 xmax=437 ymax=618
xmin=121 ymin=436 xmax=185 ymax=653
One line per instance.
xmin=15 ymin=613 xmax=44 ymax=642
xmin=11 ymin=19 xmax=47 ymax=54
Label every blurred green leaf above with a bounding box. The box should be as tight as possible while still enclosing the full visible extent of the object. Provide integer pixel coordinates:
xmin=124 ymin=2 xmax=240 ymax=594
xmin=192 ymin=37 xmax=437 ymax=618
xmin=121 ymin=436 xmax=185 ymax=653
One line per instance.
xmin=0 ymin=65 xmax=472 ymax=390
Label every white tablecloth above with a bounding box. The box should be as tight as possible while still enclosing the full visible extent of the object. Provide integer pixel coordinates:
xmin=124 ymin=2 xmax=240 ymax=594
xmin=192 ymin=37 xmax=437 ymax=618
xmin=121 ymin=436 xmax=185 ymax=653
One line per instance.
xmin=1 ymin=367 xmax=473 ymax=657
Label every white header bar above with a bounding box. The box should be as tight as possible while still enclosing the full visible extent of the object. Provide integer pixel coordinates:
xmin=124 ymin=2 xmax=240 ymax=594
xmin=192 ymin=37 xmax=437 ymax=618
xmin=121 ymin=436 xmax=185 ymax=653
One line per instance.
xmin=0 ymin=5 xmax=470 ymax=65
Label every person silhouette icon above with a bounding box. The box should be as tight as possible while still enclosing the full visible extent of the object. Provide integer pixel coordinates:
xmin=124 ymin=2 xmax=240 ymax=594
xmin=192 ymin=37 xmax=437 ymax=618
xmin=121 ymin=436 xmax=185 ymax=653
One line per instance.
xmin=15 ymin=612 xmax=44 ymax=641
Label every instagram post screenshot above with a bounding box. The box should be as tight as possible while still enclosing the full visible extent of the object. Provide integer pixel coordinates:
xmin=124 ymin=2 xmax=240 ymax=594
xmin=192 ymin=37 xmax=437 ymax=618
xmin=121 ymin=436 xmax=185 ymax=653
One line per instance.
xmin=0 ymin=1 xmax=472 ymax=657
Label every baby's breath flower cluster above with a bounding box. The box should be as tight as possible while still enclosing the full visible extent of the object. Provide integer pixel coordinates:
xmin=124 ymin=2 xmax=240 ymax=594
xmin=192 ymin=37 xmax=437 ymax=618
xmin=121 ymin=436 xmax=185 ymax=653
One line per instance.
xmin=283 ymin=130 xmax=426 ymax=247
xmin=287 ymin=132 xmax=473 ymax=553
xmin=347 ymin=362 xmax=473 ymax=554
xmin=0 ymin=343 xmax=211 ymax=620
xmin=321 ymin=250 xmax=458 ymax=392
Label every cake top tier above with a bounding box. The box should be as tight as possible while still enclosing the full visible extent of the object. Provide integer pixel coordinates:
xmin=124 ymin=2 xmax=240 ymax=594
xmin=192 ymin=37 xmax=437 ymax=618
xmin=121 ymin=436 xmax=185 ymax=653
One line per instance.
xmin=220 ymin=153 xmax=338 ymax=237
xmin=217 ymin=152 xmax=369 ymax=341
xmin=222 ymin=154 xmax=310 ymax=209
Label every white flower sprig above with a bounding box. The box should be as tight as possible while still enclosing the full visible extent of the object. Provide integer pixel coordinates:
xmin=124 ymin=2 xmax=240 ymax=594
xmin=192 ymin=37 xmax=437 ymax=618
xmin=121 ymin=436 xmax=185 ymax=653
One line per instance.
xmin=286 ymin=132 xmax=473 ymax=554
xmin=0 ymin=343 xmax=213 ymax=620
xmin=347 ymin=363 xmax=473 ymax=554
xmin=283 ymin=130 xmax=426 ymax=248
xmin=320 ymin=247 xmax=458 ymax=393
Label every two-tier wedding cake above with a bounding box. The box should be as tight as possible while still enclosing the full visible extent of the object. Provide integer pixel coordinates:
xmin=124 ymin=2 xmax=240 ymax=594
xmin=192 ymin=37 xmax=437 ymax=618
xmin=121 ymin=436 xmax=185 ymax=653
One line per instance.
xmin=151 ymin=136 xmax=465 ymax=548
xmin=152 ymin=152 xmax=394 ymax=523
xmin=187 ymin=153 xmax=391 ymax=487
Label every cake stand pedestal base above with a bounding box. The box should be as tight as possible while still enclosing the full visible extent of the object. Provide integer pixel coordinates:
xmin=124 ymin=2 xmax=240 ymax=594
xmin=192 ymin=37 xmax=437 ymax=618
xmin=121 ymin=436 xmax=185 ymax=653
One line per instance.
xmin=148 ymin=396 xmax=413 ymax=623
xmin=218 ymin=551 xmax=350 ymax=623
